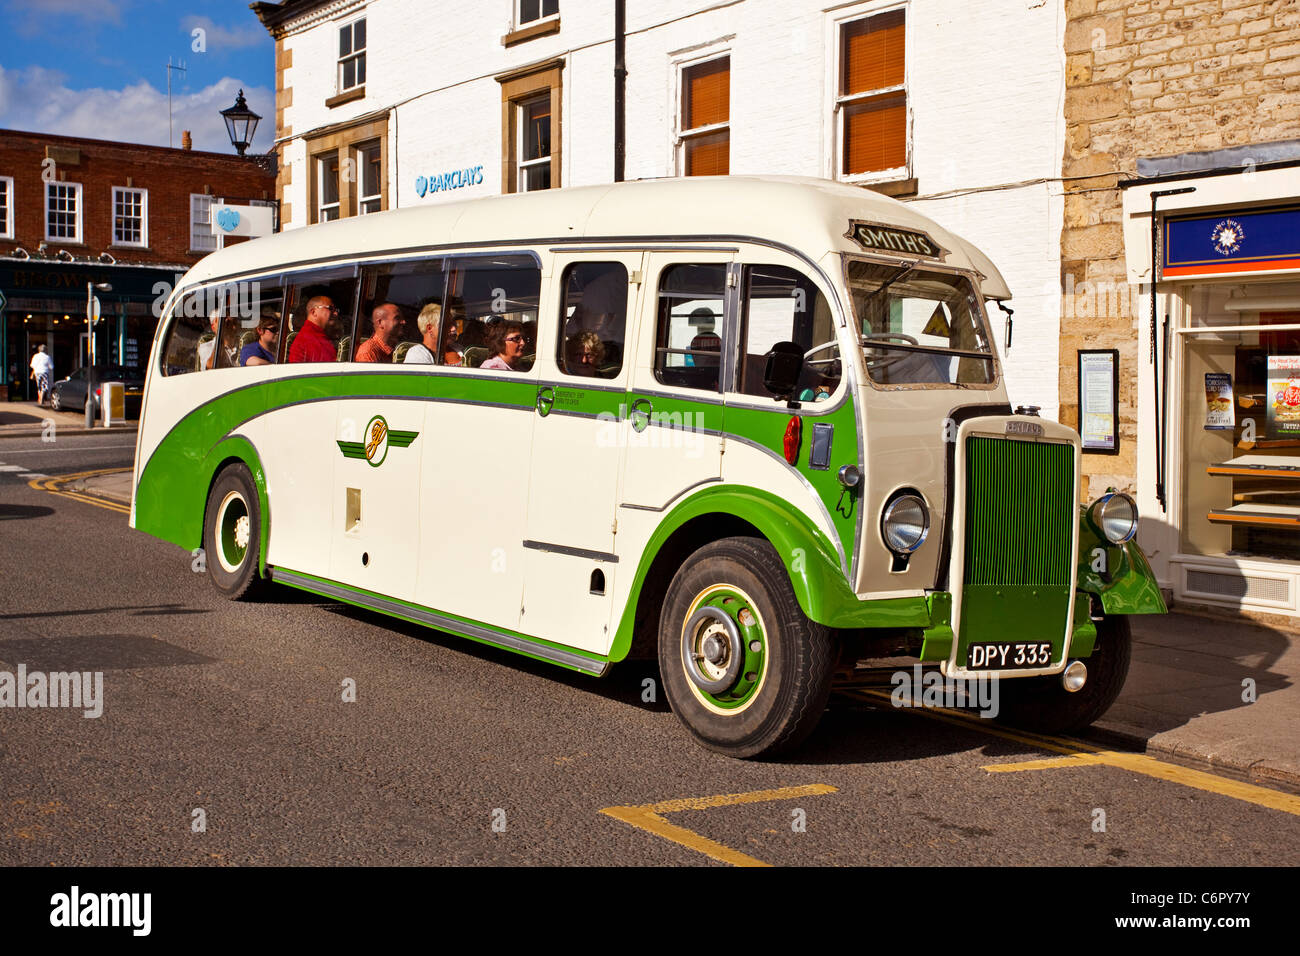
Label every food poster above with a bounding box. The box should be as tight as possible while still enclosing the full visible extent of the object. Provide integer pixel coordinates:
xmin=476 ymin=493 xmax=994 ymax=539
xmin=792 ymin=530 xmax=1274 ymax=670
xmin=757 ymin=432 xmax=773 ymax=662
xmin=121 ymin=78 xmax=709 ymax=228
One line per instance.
xmin=1204 ymin=373 xmax=1234 ymax=430
xmin=1267 ymin=356 xmax=1300 ymax=438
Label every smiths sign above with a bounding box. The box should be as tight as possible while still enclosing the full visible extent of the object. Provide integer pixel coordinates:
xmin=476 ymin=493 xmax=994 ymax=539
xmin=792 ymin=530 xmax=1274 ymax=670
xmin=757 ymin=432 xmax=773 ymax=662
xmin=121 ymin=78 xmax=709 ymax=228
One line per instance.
xmin=847 ymin=221 xmax=948 ymax=259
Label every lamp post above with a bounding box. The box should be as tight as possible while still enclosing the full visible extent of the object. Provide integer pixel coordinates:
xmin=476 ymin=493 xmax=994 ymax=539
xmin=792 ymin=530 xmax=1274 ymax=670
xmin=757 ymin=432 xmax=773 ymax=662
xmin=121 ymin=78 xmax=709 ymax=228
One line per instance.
xmin=86 ymin=281 xmax=111 ymax=427
xmin=221 ymin=89 xmax=261 ymax=157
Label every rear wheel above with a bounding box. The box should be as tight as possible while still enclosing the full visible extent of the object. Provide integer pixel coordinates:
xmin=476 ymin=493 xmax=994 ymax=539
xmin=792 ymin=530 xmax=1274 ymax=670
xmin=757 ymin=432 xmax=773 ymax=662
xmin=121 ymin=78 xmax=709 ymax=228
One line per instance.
xmin=202 ymin=463 xmax=266 ymax=600
xmin=658 ymin=536 xmax=834 ymax=758
xmin=50 ymin=389 xmax=62 ymax=411
xmin=993 ymin=615 xmax=1131 ymax=734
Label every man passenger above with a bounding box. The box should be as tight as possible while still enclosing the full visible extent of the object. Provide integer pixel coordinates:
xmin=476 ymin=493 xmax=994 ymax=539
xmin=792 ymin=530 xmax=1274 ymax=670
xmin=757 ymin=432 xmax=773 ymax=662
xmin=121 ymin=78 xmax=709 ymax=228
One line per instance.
xmin=355 ymin=302 xmax=406 ymax=362
xmin=288 ymin=296 xmax=339 ymax=363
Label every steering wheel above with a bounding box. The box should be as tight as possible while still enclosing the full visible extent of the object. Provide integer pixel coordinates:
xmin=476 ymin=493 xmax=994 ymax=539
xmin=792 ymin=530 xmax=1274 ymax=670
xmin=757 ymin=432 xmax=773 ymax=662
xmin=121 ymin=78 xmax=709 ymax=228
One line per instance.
xmin=803 ymin=340 xmax=841 ymax=368
xmin=861 ymin=332 xmax=918 ymax=370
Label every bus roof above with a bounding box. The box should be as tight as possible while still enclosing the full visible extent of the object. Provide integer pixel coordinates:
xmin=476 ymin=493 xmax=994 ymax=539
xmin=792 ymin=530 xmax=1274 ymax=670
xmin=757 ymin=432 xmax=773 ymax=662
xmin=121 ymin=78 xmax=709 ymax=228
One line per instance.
xmin=188 ymin=175 xmax=1013 ymax=299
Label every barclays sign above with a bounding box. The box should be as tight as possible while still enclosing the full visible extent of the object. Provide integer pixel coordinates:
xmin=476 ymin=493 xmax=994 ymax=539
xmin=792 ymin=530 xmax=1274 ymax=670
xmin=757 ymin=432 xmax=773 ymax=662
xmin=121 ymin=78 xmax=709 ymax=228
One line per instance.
xmin=415 ymin=166 xmax=485 ymax=197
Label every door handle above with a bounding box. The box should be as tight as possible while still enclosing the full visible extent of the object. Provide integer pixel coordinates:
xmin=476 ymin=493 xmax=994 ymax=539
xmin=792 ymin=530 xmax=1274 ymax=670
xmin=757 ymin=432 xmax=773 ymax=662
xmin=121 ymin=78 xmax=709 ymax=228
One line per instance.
xmin=536 ymin=385 xmax=555 ymax=417
xmin=629 ymin=397 xmax=652 ymax=433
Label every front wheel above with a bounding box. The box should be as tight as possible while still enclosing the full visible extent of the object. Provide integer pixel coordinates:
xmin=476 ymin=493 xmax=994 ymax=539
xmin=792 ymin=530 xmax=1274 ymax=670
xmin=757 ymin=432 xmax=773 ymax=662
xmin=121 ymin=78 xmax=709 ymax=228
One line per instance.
xmin=658 ymin=536 xmax=834 ymax=758
xmin=993 ymin=616 xmax=1132 ymax=734
xmin=202 ymin=463 xmax=267 ymax=600
xmin=50 ymin=389 xmax=62 ymax=411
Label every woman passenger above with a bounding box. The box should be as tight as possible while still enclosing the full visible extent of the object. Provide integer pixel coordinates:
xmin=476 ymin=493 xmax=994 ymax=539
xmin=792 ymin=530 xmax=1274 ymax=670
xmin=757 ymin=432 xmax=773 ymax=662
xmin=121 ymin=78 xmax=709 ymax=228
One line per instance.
xmin=480 ymin=321 xmax=526 ymax=371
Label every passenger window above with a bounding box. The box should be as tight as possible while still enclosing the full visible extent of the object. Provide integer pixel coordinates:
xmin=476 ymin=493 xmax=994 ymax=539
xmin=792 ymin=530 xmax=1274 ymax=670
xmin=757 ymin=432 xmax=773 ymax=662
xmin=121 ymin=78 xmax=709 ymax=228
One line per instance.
xmin=244 ymin=284 xmax=285 ymax=367
xmin=445 ymin=255 xmax=540 ymax=372
xmin=161 ymin=291 xmax=208 ymax=376
xmin=558 ymin=262 xmax=627 ymax=379
xmin=284 ymin=268 xmax=357 ymax=364
xmin=355 ymin=259 xmax=443 ymax=364
xmin=738 ymin=265 xmax=839 ymax=401
xmin=654 ymin=264 xmax=726 ymax=391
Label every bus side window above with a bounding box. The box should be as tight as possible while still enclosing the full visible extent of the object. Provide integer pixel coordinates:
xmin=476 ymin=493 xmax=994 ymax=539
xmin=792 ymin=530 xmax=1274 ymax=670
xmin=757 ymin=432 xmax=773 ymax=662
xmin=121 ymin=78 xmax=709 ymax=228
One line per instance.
xmin=558 ymin=262 xmax=627 ymax=379
xmin=654 ymin=264 xmax=726 ymax=392
xmin=283 ymin=269 xmax=358 ymax=364
xmin=355 ymin=259 xmax=444 ymax=364
xmin=161 ymin=292 xmax=208 ymax=376
xmin=445 ymin=255 xmax=540 ymax=372
xmin=738 ymin=265 xmax=839 ymax=401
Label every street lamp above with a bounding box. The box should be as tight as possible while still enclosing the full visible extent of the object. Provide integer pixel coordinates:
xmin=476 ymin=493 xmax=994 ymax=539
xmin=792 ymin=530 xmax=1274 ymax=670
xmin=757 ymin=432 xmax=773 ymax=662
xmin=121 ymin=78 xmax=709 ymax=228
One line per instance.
xmin=221 ymin=89 xmax=261 ymax=157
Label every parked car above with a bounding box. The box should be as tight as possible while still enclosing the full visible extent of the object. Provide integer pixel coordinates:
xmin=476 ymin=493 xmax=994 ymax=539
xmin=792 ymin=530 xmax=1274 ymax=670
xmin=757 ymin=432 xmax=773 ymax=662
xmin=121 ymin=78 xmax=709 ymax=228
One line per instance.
xmin=51 ymin=365 xmax=144 ymax=418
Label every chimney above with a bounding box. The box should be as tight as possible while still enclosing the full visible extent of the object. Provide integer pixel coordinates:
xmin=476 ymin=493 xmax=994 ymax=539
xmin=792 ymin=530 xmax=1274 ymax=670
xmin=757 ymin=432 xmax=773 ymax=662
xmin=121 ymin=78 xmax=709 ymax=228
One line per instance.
xmin=181 ymin=130 xmax=193 ymax=151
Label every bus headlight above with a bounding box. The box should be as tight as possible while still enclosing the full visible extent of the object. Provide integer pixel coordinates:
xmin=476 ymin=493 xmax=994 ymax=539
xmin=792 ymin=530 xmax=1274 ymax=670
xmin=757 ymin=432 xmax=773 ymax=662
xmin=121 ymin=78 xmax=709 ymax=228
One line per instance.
xmin=1088 ymin=492 xmax=1138 ymax=544
xmin=881 ymin=494 xmax=929 ymax=554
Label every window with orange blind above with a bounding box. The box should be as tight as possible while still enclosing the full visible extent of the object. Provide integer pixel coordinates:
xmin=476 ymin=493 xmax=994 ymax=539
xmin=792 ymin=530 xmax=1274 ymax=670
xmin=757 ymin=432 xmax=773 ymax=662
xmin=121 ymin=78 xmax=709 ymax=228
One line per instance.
xmin=680 ymin=57 xmax=730 ymax=176
xmin=839 ymin=10 xmax=907 ymax=177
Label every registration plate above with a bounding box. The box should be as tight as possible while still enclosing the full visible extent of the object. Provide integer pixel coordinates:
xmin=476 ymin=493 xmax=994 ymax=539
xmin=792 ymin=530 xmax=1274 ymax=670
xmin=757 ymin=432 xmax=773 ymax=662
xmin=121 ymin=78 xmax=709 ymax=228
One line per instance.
xmin=967 ymin=642 xmax=1052 ymax=670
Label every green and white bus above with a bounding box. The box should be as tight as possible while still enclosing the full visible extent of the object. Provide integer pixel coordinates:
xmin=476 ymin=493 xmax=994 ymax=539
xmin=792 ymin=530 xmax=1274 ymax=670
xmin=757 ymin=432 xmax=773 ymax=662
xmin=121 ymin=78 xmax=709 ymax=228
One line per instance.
xmin=132 ymin=176 xmax=1165 ymax=758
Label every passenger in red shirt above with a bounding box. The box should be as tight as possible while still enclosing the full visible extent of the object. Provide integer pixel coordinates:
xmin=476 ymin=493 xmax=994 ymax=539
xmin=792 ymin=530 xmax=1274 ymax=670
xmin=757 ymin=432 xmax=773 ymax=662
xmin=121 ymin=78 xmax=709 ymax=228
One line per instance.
xmin=354 ymin=302 xmax=406 ymax=363
xmin=288 ymin=296 xmax=339 ymax=363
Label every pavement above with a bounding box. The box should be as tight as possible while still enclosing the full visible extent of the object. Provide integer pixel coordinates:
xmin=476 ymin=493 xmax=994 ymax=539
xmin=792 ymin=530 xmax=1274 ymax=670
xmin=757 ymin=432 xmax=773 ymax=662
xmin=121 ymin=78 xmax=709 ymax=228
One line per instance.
xmin=12 ymin=393 xmax=1298 ymax=791
xmin=0 ymin=400 xmax=138 ymax=438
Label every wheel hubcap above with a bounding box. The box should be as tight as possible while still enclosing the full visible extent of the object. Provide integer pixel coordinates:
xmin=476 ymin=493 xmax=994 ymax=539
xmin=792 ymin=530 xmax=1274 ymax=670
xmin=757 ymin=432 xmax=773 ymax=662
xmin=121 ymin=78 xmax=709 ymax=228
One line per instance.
xmin=215 ymin=491 xmax=250 ymax=573
xmin=680 ymin=586 xmax=768 ymax=712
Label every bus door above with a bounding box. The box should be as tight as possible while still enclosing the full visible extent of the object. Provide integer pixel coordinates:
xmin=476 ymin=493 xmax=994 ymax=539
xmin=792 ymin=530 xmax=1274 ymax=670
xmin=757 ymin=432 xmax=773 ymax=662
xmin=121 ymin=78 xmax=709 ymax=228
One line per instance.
xmin=520 ymin=252 xmax=644 ymax=654
xmin=620 ymin=251 xmax=734 ymax=512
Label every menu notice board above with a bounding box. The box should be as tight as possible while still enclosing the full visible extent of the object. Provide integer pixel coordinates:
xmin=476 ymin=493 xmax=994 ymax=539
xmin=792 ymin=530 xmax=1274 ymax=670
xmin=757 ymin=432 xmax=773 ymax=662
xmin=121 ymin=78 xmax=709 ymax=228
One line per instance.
xmin=1078 ymin=349 xmax=1119 ymax=454
xmin=1267 ymin=355 xmax=1300 ymax=439
xmin=1205 ymin=373 xmax=1234 ymax=430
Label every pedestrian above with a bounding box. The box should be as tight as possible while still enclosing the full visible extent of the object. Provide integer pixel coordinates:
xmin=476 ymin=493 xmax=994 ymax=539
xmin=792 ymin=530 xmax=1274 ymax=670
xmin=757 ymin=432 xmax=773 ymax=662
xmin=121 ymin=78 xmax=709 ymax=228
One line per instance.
xmin=29 ymin=345 xmax=54 ymax=406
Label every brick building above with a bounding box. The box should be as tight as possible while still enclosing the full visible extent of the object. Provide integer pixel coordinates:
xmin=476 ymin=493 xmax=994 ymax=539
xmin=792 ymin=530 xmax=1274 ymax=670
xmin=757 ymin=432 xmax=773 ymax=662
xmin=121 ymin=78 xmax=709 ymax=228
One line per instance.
xmin=0 ymin=128 xmax=276 ymax=398
xmin=1059 ymin=0 xmax=1300 ymax=614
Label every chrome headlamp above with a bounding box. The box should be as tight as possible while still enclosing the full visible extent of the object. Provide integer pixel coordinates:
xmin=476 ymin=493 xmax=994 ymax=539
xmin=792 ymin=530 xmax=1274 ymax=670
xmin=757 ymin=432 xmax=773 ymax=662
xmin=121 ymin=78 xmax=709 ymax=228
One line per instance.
xmin=881 ymin=493 xmax=930 ymax=555
xmin=1087 ymin=492 xmax=1138 ymax=544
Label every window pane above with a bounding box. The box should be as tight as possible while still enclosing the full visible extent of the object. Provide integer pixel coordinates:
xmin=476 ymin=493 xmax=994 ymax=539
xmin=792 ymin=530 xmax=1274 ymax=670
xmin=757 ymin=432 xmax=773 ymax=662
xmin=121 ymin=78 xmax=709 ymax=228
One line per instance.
xmin=357 ymin=53 xmax=366 ymax=86
xmin=654 ymin=264 xmax=727 ymax=391
xmin=521 ymin=163 xmax=551 ymax=192
xmin=353 ymin=259 xmax=443 ymax=363
xmin=285 ymin=268 xmax=357 ymax=364
xmin=542 ymin=0 xmax=558 ymax=16
xmin=445 ymin=255 xmax=541 ymax=371
xmin=362 ymin=145 xmax=381 ymax=196
xmin=843 ymin=93 xmax=907 ymax=174
xmin=521 ymin=0 xmax=540 ymax=23
xmin=339 ymin=24 xmax=352 ymax=57
xmin=342 ymin=57 xmax=356 ymax=90
xmin=162 ymin=298 xmax=207 ymax=375
xmin=739 ymin=265 xmax=838 ymax=399
xmin=354 ymin=18 xmax=366 ymax=50
xmin=685 ymin=131 xmax=729 ymax=176
xmin=682 ymin=57 xmax=729 ymax=131
xmin=559 ymin=262 xmax=628 ymax=378
xmin=320 ymin=155 xmax=340 ymax=205
xmin=523 ymin=96 xmax=550 ymax=161
xmin=842 ymin=10 xmax=905 ymax=95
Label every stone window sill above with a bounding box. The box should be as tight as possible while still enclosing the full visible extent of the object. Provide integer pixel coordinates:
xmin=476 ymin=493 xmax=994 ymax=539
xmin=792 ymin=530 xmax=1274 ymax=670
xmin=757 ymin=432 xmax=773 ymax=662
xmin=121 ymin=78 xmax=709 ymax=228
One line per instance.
xmin=857 ymin=177 xmax=919 ymax=199
xmin=502 ymin=18 xmax=560 ymax=47
xmin=326 ymin=87 xmax=365 ymax=109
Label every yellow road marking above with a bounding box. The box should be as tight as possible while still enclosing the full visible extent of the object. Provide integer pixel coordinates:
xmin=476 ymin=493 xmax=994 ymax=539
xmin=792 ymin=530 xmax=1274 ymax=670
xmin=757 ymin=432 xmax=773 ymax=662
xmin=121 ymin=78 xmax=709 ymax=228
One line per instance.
xmin=847 ymin=689 xmax=1300 ymax=817
xmin=29 ymin=469 xmax=131 ymax=515
xmin=601 ymin=783 xmax=837 ymax=867
xmin=984 ymin=754 xmax=1110 ymax=773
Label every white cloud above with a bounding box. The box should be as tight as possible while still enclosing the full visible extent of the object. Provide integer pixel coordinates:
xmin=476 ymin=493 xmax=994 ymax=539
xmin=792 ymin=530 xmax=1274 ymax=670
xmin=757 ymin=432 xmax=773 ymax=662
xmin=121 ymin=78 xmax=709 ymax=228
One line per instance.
xmin=180 ymin=14 xmax=269 ymax=52
xmin=0 ymin=66 xmax=274 ymax=154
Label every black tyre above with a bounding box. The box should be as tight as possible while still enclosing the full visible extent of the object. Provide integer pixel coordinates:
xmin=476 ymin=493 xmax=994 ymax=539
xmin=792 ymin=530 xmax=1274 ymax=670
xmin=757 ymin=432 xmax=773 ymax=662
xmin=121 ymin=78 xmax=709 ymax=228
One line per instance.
xmin=993 ymin=615 xmax=1131 ymax=735
xmin=50 ymin=389 xmax=62 ymax=412
xmin=658 ymin=536 xmax=835 ymax=758
xmin=202 ymin=463 xmax=266 ymax=600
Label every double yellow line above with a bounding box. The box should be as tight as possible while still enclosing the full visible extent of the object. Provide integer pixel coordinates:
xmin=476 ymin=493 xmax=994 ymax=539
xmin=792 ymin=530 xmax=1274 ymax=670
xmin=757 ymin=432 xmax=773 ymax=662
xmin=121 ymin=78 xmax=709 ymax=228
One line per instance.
xmin=29 ymin=468 xmax=131 ymax=516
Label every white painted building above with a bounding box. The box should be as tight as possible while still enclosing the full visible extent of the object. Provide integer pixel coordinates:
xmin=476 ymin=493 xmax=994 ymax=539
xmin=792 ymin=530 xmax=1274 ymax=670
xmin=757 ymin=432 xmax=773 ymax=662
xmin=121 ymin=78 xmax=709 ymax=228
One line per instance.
xmin=254 ymin=0 xmax=1068 ymax=415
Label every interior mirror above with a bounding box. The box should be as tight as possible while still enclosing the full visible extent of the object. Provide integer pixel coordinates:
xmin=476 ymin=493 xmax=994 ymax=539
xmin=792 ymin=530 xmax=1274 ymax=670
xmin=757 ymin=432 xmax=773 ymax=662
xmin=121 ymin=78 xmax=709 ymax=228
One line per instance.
xmin=763 ymin=341 xmax=804 ymax=401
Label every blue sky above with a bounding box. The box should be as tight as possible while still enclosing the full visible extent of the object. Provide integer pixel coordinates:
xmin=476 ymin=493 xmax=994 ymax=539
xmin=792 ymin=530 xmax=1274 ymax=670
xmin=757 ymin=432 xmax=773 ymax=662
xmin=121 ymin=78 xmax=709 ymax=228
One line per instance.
xmin=0 ymin=0 xmax=275 ymax=153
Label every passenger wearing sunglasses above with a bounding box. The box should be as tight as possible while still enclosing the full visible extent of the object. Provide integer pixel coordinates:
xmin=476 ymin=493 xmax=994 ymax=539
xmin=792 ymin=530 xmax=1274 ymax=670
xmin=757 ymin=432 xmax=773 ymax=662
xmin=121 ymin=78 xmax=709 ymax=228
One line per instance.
xmin=289 ymin=296 xmax=341 ymax=363
xmin=480 ymin=321 xmax=527 ymax=371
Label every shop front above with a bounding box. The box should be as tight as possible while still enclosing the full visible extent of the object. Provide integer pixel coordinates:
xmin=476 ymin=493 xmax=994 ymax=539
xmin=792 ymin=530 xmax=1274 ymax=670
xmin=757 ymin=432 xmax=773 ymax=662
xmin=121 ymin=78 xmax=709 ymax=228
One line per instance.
xmin=1123 ymin=160 xmax=1300 ymax=617
xmin=0 ymin=261 xmax=177 ymax=402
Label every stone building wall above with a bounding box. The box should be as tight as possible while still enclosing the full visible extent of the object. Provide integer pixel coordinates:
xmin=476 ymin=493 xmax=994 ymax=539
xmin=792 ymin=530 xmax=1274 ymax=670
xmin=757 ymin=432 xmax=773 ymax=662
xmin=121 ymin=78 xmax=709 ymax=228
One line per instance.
xmin=1060 ymin=0 xmax=1300 ymax=498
